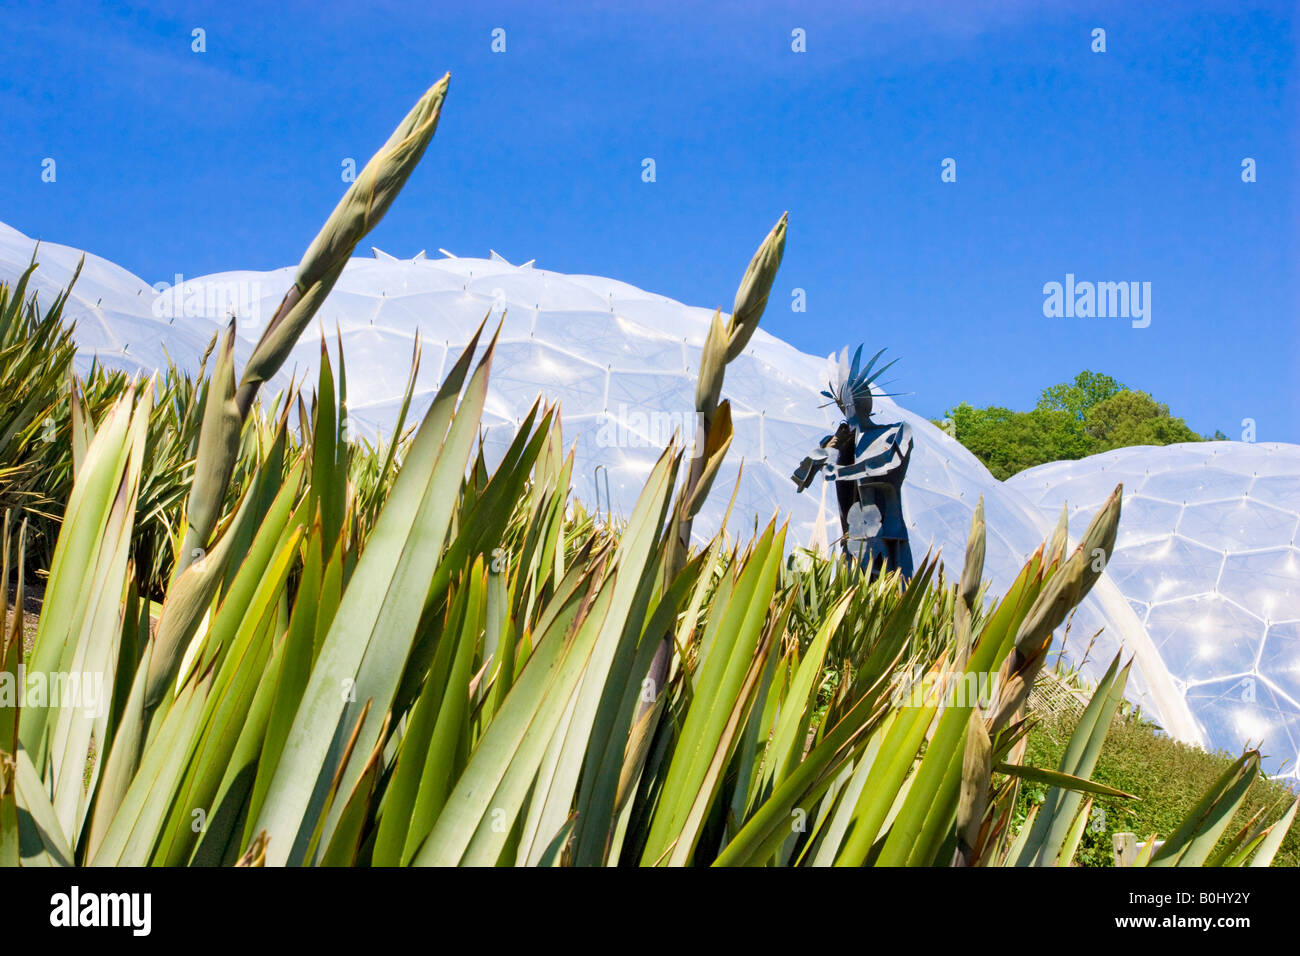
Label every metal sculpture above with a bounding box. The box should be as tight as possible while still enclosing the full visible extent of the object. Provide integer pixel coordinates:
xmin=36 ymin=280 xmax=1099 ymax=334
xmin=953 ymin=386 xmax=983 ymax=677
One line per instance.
xmin=792 ymin=346 xmax=914 ymax=579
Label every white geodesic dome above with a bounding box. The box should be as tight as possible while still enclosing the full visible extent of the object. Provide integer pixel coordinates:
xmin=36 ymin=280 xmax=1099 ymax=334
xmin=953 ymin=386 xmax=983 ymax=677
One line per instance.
xmin=0 ymin=220 xmax=1203 ymax=753
xmin=1010 ymin=443 xmax=1300 ymax=779
xmin=0 ymin=221 xmax=273 ymax=390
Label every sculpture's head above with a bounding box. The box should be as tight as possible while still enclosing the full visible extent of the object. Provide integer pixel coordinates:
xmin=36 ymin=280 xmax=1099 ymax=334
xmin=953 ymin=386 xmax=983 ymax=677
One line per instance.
xmin=822 ymin=345 xmax=897 ymax=428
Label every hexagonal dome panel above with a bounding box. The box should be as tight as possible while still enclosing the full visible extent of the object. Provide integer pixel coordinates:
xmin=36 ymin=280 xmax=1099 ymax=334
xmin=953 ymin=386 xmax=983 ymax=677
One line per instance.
xmin=1011 ymin=443 xmax=1300 ymax=778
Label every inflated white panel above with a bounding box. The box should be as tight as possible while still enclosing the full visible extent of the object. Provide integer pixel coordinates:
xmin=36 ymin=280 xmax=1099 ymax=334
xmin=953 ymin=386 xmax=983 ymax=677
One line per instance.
xmin=1011 ymin=443 xmax=1300 ymax=779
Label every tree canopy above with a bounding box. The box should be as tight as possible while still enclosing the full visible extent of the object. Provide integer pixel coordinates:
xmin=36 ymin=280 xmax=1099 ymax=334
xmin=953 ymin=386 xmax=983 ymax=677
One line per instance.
xmin=938 ymin=371 xmax=1209 ymax=480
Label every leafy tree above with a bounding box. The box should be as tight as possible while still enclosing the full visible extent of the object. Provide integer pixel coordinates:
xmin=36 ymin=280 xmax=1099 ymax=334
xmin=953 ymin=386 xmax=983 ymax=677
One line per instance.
xmin=944 ymin=403 xmax=1090 ymax=481
xmin=938 ymin=371 xmax=1212 ymax=479
xmin=1085 ymin=389 xmax=1201 ymax=450
xmin=1037 ymin=371 xmax=1123 ymax=420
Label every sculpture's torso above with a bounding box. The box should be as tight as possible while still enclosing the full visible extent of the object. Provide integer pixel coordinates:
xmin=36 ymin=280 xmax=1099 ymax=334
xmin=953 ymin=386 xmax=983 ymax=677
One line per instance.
xmin=844 ymin=421 xmax=911 ymax=540
xmin=835 ymin=420 xmax=913 ymax=576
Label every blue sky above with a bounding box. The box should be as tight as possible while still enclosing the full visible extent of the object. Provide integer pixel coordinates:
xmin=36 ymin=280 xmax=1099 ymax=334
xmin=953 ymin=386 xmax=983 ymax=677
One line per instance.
xmin=1 ymin=1 xmax=1295 ymax=440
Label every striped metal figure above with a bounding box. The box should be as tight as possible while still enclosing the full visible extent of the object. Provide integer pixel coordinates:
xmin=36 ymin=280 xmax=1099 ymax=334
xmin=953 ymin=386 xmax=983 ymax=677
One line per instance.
xmin=791 ymin=346 xmax=914 ymax=580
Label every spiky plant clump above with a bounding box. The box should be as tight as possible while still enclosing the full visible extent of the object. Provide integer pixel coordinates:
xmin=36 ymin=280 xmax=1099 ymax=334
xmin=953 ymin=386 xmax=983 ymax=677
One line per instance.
xmin=3 ymin=326 xmax=1294 ymax=867
xmin=0 ymin=258 xmax=82 ymax=564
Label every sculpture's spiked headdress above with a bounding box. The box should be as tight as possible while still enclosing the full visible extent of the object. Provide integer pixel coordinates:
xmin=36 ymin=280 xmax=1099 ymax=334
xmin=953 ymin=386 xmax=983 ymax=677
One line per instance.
xmin=821 ymin=345 xmax=899 ymax=425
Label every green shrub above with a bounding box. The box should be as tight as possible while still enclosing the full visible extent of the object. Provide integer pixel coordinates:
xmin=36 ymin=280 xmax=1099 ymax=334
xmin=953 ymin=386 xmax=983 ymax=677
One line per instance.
xmin=1020 ymin=710 xmax=1300 ymax=867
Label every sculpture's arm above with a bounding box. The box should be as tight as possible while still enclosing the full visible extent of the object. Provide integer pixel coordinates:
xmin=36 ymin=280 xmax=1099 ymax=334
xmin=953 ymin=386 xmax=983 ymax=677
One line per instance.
xmin=790 ymin=434 xmax=835 ymax=493
xmin=897 ymin=422 xmax=914 ymax=462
